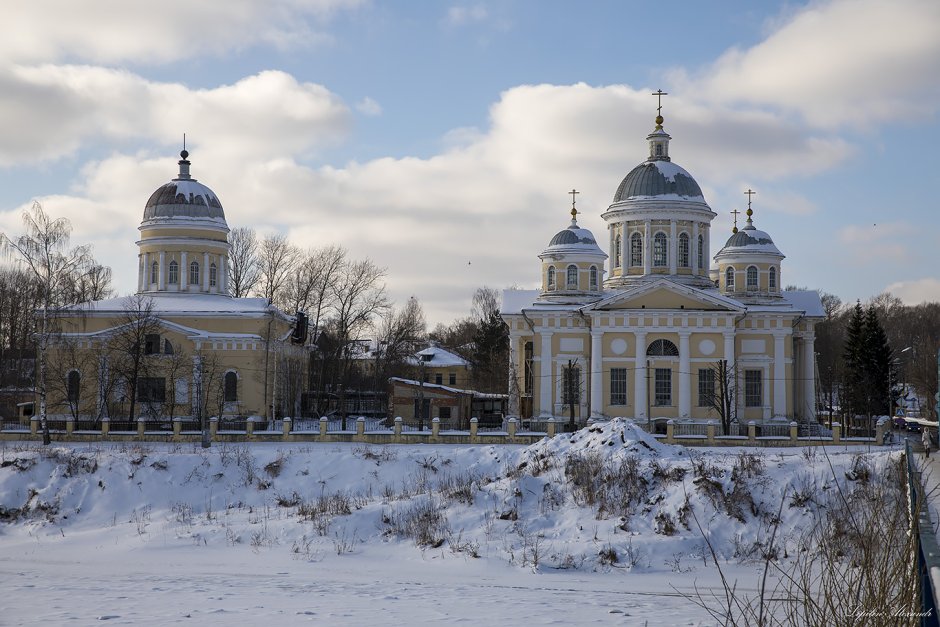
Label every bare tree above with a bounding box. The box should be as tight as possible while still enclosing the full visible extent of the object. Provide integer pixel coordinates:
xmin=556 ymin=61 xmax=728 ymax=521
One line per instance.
xmin=0 ymin=202 xmax=92 ymax=444
xmin=373 ymin=296 xmax=426 ymax=390
xmin=227 ymin=226 xmax=261 ymax=298
xmin=45 ymin=338 xmax=96 ymax=423
xmin=106 ymin=295 xmax=162 ymax=423
xmin=701 ymin=359 xmax=736 ymax=435
xmin=256 ymin=233 xmax=299 ymax=305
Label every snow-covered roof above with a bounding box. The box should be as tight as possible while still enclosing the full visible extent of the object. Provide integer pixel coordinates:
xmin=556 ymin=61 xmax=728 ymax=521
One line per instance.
xmin=61 ymin=293 xmax=289 ymax=320
xmin=714 ymin=221 xmax=784 ymax=258
xmin=779 ymin=290 xmax=825 ymax=317
xmin=142 ymin=151 xmax=226 ymax=225
xmin=613 ymin=160 xmax=705 ymax=202
xmin=410 ymin=345 xmax=470 ymax=368
xmin=389 ymin=377 xmax=505 ymax=399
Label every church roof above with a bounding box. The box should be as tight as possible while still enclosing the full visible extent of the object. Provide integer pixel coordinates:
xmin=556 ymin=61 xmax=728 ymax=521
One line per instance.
xmin=142 ymin=150 xmax=226 ymax=224
xmin=715 ymin=208 xmax=784 ymax=258
xmin=613 ymin=160 xmax=704 ymax=202
xmin=541 ymin=210 xmax=607 ymax=259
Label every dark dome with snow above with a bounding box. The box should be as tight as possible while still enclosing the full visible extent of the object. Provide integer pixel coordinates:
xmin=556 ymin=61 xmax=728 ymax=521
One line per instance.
xmin=613 ymin=160 xmax=704 ymax=202
xmin=142 ymin=151 xmax=225 ymax=223
xmin=548 ymin=225 xmax=597 ymax=246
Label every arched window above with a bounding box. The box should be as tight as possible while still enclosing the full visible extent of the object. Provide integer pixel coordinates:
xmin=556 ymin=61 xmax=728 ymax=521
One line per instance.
xmin=630 ymin=232 xmax=642 ymax=266
xmin=725 ymin=267 xmax=735 ymax=291
xmin=224 ymin=371 xmax=238 ymax=403
xmin=189 ymin=261 xmax=199 ymax=286
xmin=168 ymin=261 xmax=179 ymax=285
xmin=566 ymin=265 xmax=578 ymax=289
xmin=646 ymin=339 xmax=679 ymax=357
xmin=614 ymin=235 xmax=622 ymax=268
xmin=150 ymin=261 xmax=158 ymax=285
xmin=678 ymin=233 xmax=690 ymax=267
xmin=697 ymin=234 xmax=704 ymax=269
xmin=769 ymin=266 xmax=777 ymax=291
xmin=746 ymin=266 xmax=758 ymax=290
xmin=547 ymin=266 xmax=556 ymax=290
xmin=67 ymin=371 xmax=80 ymax=403
xmin=589 ymin=266 xmax=598 ymax=291
xmin=653 ymin=232 xmax=667 ymax=267
xmin=210 ymin=263 xmax=218 ymax=287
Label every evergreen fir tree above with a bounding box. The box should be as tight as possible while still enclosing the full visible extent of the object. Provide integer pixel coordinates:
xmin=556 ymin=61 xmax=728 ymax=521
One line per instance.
xmin=841 ymin=301 xmax=866 ymax=418
xmin=863 ymin=304 xmax=893 ymax=416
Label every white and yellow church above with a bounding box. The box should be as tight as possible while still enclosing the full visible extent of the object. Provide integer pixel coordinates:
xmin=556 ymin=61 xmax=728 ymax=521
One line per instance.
xmin=501 ymin=109 xmax=824 ymax=427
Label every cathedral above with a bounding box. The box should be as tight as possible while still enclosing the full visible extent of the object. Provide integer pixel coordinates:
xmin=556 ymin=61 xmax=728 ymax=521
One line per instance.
xmin=501 ymin=107 xmax=824 ymax=428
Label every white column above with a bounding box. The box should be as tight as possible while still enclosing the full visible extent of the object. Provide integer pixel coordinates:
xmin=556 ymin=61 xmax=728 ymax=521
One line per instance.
xmin=762 ymin=367 xmax=771 ymax=420
xmin=508 ymin=333 xmax=521 ymax=418
xmin=724 ymin=330 xmax=736 ymax=417
xmin=704 ymin=227 xmax=710 ymax=276
xmin=643 ymin=220 xmax=651 ymax=275
xmin=620 ymin=223 xmax=627 ymax=271
xmin=203 ymin=252 xmax=210 ymax=292
xmin=692 ymin=222 xmax=699 ymax=274
xmin=773 ymin=332 xmax=787 ymax=418
xmin=669 ymin=221 xmax=677 ymax=275
xmin=158 ymin=251 xmax=166 ymax=291
xmin=678 ymin=331 xmax=691 ymax=418
xmin=802 ymin=333 xmax=816 ymax=421
xmin=538 ymin=331 xmax=554 ymax=417
xmin=590 ymin=330 xmax=603 ymax=419
xmin=221 ymin=256 xmax=228 ymax=294
xmin=180 ymin=251 xmax=188 ymax=290
xmin=634 ymin=331 xmax=647 ymax=421
xmin=142 ymin=252 xmax=150 ymax=290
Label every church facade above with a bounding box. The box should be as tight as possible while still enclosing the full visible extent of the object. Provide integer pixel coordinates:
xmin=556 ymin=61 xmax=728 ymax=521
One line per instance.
xmin=46 ymin=151 xmax=298 ymax=424
xmin=501 ymin=110 xmax=824 ymax=428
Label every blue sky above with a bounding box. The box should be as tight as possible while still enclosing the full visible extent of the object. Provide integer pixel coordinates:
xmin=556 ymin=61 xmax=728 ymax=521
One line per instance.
xmin=1 ymin=0 xmax=938 ymax=324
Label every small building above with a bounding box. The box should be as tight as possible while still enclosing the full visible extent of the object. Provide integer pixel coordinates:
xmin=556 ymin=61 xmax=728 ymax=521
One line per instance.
xmin=410 ymin=345 xmax=471 ymax=388
xmin=388 ymin=377 xmax=507 ymax=429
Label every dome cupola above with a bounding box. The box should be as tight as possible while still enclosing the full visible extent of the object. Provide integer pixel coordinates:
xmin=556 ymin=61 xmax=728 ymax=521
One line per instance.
xmin=143 ymin=150 xmax=226 ymax=225
xmin=714 ymin=191 xmax=785 ymax=300
xmin=538 ymin=193 xmax=607 ymax=302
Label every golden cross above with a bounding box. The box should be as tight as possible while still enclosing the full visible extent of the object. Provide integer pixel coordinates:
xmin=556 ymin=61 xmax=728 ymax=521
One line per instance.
xmin=651 ymin=89 xmax=668 ymax=115
xmin=568 ymin=188 xmax=579 ymax=210
xmin=731 ymin=208 xmax=741 ymax=230
xmin=744 ymin=188 xmax=756 ymax=211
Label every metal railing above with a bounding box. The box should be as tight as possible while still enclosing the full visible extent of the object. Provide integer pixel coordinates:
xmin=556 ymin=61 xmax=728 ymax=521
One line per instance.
xmin=905 ymin=439 xmax=940 ymax=626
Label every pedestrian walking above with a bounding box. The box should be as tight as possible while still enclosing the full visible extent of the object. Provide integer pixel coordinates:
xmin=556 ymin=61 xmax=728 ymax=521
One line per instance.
xmin=923 ymin=428 xmax=932 ymax=458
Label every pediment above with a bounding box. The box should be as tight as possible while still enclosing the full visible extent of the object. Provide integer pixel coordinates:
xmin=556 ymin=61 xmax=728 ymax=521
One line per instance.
xmin=586 ymin=280 xmax=744 ymax=313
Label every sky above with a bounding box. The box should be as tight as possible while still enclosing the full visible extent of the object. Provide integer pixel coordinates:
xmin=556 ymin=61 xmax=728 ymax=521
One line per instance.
xmin=0 ymin=0 xmax=938 ymax=325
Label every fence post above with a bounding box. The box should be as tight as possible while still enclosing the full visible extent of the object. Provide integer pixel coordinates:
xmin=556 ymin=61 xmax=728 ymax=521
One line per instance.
xmin=30 ymin=416 xmax=39 ymax=436
xmin=546 ymin=417 xmax=556 ymax=438
xmin=875 ymin=417 xmax=888 ymax=446
xmin=470 ymin=417 xmax=478 ymax=441
xmin=394 ymin=416 xmax=403 ymax=439
xmin=356 ymin=416 xmax=366 ymax=438
xmin=209 ymin=416 xmax=218 ymax=440
xmin=832 ymin=422 xmax=842 ymax=444
xmin=431 ymin=417 xmax=440 ymax=439
xmin=246 ymin=417 xmax=255 ymax=439
xmin=172 ymin=416 xmax=182 ymax=440
xmin=789 ymin=421 xmax=799 ymax=443
xmin=747 ymin=421 xmax=757 ymax=443
xmin=319 ymin=416 xmax=328 ymax=437
xmin=101 ymin=416 xmax=110 ymax=437
xmin=282 ymin=417 xmax=292 ymax=441
xmin=508 ymin=417 xmax=517 ymax=440
xmin=706 ymin=420 xmax=715 ymax=444
xmin=137 ymin=416 xmax=146 ymax=439
xmin=666 ymin=419 xmax=675 ymax=444
xmin=65 ymin=417 xmax=75 ymax=437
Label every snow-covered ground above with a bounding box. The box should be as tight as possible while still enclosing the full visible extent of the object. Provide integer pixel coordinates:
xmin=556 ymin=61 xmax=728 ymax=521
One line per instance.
xmin=0 ymin=420 xmax=898 ymax=625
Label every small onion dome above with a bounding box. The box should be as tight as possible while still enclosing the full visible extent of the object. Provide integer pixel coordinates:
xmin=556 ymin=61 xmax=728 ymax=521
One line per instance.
xmin=715 ymin=212 xmax=783 ymax=257
xmin=541 ymin=212 xmax=606 ymax=258
xmin=143 ymin=150 xmax=225 ymax=223
xmin=613 ymin=160 xmax=704 ymax=202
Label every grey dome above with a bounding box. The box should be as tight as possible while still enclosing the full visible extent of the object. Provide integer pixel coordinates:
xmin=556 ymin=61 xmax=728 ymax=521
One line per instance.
xmin=724 ymin=229 xmax=774 ymax=248
xmin=144 ymin=180 xmax=224 ymax=221
xmin=549 ymin=225 xmax=597 ymax=246
xmin=613 ymin=160 xmax=703 ymax=202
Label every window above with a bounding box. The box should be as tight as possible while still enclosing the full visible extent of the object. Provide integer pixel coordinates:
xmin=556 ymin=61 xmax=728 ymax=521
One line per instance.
xmin=523 ymin=342 xmax=533 ymax=395
xmin=630 ymin=232 xmax=643 ymax=266
xmin=614 ymin=235 xmax=622 ymax=267
xmin=547 ymin=266 xmax=556 ymax=290
xmin=414 ymin=398 xmax=430 ymax=422
xmin=746 ymin=266 xmax=758 ymax=291
xmin=698 ymin=369 xmax=715 ymax=406
xmin=745 ymin=370 xmax=762 ymax=407
xmin=769 ymin=266 xmax=777 ymax=291
xmin=189 ymin=261 xmax=199 ymax=286
xmin=168 ymin=261 xmax=179 ymax=285
xmin=646 ymin=339 xmax=679 ymax=357
xmin=435 ymin=373 xmax=443 ymax=385
xmin=562 ymin=365 xmax=580 ymax=405
xmin=164 ymin=339 xmax=174 ymax=355
xmin=655 ymin=144 xmax=663 ymax=157
xmin=144 ymin=334 xmax=161 ymax=355
xmin=678 ymin=233 xmax=690 ymax=267
xmin=610 ymin=368 xmax=627 ymax=406
xmin=67 ymin=371 xmax=80 ymax=404
xmin=697 ymin=234 xmax=704 ymax=269
xmin=150 ymin=261 xmax=158 ymax=285
xmin=654 ymin=368 xmax=672 ymax=406
xmin=653 ymin=232 xmax=667 ymax=267
xmin=210 ymin=263 xmax=218 ymax=287
xmin=725 ymin=267 xmax=735 ymax=291
xmin=137 ymin=377 xmax=166 ymax=403
xmin=566 ymin=265 xmax=578 ymax=289
xmin=439 ymin=406 xmax=451 ymax=422
xmin=589 ymin=266 xmax=598 ymax=291
xmin=224 ymin=371 xmax=238 ymax=403
xmin=449 ymin=372 xmax=456 ymax=386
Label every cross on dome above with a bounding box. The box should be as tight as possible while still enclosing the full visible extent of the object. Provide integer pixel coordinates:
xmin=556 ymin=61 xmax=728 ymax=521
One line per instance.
xmin=744 ymin=188 xmax=756 ymax=227
xmin=731 ymin=208 xmax=741 ymax=234
xmin=651 ymin=89 xmax=668 ymax=129
xmin=568 ymin=188 xmax=579 ymax=221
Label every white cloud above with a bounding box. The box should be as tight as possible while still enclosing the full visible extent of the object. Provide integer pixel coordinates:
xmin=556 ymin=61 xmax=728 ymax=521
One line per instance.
xmin=0 ymin=0 xmax=365 ymax=65
xmin=885 ymin=278 xmax=940 ymax=305
xmin=355 ymin=97 xmax=383 ymax=116
xmin=837 ymin=222 xmax=910 ymax=264
xmin=0 ymin=66 xmax=351 ymax=166
xmin=680 ymin=0 xmax=940 ymax=128
xmin=445 ymin=5 xmax=489 ymax=26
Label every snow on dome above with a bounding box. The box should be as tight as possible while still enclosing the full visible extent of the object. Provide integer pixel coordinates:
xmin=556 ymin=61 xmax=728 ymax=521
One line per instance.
xmin=717 ymin=223 xmax=783 ymax=257
xmin=613 ymin=160 xmax=704 ymax=202
xmin=142 ymin=151 xmax=226 ymax=223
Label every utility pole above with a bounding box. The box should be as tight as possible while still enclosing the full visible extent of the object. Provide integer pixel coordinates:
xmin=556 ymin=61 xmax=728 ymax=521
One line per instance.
xmin=566 ymin=359 xmax=576 ymax=432
xmin=417 ymin=359 xmax=426 ymax=431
